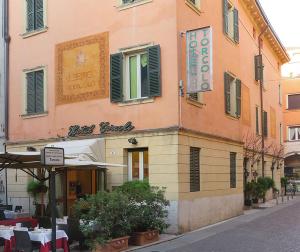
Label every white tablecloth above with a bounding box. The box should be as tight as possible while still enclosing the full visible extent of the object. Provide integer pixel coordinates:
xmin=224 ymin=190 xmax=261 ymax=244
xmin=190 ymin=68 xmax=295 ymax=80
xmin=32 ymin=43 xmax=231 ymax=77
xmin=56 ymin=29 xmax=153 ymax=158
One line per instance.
xmin=4 ymin=211 xmax=30 ymax=219
xmin=0 ymin=227 xmax=28 ymax=240
xmin=0 ymin=227 xmax=68 ymax=245
xmin=29 ymin=230 xmax=68 ymax=245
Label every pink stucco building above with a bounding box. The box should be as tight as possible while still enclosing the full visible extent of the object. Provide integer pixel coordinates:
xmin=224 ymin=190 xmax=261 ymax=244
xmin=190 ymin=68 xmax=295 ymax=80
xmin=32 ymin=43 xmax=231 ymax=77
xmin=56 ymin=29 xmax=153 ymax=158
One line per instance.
xmin=6 ymin=0 xmax=288 ymax=233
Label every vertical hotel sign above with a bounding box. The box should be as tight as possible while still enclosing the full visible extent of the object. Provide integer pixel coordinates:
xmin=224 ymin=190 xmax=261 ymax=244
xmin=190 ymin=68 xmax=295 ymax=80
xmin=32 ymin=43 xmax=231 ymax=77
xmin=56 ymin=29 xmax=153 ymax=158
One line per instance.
xmin=186 ymin=27 xmax=213 ymax=93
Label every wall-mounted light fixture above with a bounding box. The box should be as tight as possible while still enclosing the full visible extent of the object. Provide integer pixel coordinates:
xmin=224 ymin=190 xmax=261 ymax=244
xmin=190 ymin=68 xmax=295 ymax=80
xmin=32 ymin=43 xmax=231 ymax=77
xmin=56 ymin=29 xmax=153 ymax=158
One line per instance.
xmin=128 ymin=137 xmax=138 ymax=145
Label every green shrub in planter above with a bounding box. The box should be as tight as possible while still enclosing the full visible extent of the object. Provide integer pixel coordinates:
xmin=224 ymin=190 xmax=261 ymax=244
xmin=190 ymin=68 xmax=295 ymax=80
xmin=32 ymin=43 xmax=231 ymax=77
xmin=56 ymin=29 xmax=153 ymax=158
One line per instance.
xmin=116 ymin=180 xmax=170 ymax=233
xmin=73 ymin=190 xmax=134 ymax=249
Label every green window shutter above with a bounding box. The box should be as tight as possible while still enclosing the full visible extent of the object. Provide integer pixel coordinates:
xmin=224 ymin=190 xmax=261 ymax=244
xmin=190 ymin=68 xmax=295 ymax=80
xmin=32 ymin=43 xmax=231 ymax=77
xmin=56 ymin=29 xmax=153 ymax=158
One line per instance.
xmin=190 ymin=147 xmax=200 ymax=192
xmin=230 ymin=152 xmax=236 ymax=188
xmin=35 ymin=0 xmax=44 ymax=29
xmin=35 ymin=70 xmax=44 ymax=113
xmin=110 ymin=53 xmax=123 ymax=103
xmin=26 ymin=0 xmax=35 ymax=32
xmin=233 ymin=8 xmax=239 ymax=43
xmin=189 ymin=93 xmax=198 ymax=101
xmin=256 ymin=107 xmax=259 ymax=135
xmin=263 ymin=111 xmax=268 ymax=137
xmin=26 ymin=72 xmax=35 ymax=114
xmin=255 ymin=55 xmax=263 ymax=81
xmin=147 ymin=45 xmax=161 ymax=97
xmin=223 ymin=0 xmax=229 ymax=35
xmin=236 ymin=79 xmax=241 ymax=117
xmin=224 ymin=72 xmax=231 ymax=114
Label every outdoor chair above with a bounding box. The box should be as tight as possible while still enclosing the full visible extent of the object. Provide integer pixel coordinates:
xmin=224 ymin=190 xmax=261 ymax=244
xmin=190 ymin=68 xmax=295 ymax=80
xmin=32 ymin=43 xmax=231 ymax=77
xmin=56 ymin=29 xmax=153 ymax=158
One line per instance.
xmin=0 ymin=210 xmax=5 ymax=220
xmin=6 ymin=205 xmax=12 ymax=211
xmin=13 ymin=230 xmax=41 ymax=252
xmin=21 ymin=221 xmax=33 ymax=229
xmin=67 ymin=218 xmax=86 ymax=249
xmin=15 ymin=206 xmax=22 ymax=212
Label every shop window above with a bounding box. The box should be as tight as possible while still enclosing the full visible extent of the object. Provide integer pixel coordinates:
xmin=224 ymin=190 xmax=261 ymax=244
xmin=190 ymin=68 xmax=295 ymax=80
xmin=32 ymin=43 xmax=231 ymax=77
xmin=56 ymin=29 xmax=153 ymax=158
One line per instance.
xmin=190 ymin=147 xmax=200 ymax=192
xmin=288 ymin=94 xmax=300 ymax=110
xmin=289 ymin=127 xmax=300 ymax=141
xmin=230 ymin=152 xmax=236 ymax=188
xmin=128 ymin=149 xmax=148 ymax=181
xmin=26 ymin=0 xmax=46 ymax=32
xmin=224 ymin=72 xmax=241 ymax=118
xmin=223 ymin=0 xmax=239 ymax=43
xmin=110 ymin=45 xmax=161 ymax=103
xmin=24 ymin=69 xmax=46 ymax=115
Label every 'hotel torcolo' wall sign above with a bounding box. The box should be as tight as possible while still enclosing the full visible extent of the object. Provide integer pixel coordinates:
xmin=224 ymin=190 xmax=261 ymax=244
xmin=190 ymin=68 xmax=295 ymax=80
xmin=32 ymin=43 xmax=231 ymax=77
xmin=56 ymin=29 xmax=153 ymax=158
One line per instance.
xmin=186 ymin=26 xmax=213 ymax=93
xmin=68 ymin=122 xmax=135 ymax=137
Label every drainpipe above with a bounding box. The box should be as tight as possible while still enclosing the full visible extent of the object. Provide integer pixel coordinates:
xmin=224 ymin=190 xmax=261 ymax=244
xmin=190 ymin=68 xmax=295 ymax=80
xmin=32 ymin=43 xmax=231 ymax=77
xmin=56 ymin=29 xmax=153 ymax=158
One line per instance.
xmin=3 ymin=0 xmax=9 ymax=205
xmin=258 ymin=25 xmax=268 ymax=177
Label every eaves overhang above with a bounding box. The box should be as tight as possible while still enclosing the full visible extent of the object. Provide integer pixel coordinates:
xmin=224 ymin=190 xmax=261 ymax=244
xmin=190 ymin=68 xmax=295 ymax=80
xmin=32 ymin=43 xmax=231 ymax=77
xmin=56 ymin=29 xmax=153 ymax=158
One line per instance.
xmin=241 ymin=0 xmax=290 ymax=64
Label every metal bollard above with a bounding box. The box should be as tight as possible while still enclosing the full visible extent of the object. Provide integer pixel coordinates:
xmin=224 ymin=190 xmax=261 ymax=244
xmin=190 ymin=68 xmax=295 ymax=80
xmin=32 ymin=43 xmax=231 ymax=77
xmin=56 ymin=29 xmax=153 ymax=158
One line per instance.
xmin=281 ymin=194 xmax=284 ymax=203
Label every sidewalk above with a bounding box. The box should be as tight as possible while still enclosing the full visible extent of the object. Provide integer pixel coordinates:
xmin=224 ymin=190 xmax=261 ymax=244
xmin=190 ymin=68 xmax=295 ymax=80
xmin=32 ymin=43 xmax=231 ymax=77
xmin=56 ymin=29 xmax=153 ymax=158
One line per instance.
xmin=130 ymin=196 xmax=300 ymax=252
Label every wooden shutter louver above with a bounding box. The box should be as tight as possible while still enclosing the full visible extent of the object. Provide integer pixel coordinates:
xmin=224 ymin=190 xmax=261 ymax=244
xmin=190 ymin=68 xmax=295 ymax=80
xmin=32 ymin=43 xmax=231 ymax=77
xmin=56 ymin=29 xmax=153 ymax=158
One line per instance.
xmin=147 ymin=45 xmax=161 ymax=97
xmin=35 ymin=70 xmax=44 ymax=113
xmin=255 ymin=55 xmax=263 ymax=81
xmin=230 ymin=152 xmax=236 ymax=188
xmin=26 ymin=72 xmax=35 ymax=114
xmin=256 ymin=107 xmax=259 ymax=135
xmin=26 ymin=0 xmax=35 ymax=32
xmin=236 ymin=79 xmax=241 ymax=117
xmin=223 ymin=0 xmax=229 ymax=35
xmin=35 ymin=0 xmax=44 ymax=29
xmin=190 ymin=147 xmax=200 ymax=192
xmin=263 ymin=111 xmax=268 ymax=137
xmin=110 ymin=53 xmax=123 ymax=103
xmin=224 ymin=72 xmax=231 ymax=114
xmin=233 ymin=8 xmax=239 ymax=43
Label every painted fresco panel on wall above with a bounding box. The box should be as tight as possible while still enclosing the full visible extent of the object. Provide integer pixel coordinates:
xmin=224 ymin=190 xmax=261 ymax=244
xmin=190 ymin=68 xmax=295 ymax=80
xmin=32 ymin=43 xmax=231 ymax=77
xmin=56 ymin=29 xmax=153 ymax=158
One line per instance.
xmin=55 ymin=32 xmax=109 ymax=105
xmin=242 ymin=84 xmax=251 ymax=126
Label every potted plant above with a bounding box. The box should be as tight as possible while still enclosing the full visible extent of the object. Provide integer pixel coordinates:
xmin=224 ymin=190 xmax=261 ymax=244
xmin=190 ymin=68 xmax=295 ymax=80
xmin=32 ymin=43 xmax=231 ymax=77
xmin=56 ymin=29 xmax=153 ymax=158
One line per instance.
xmin=116 ymin=180 xmax=170 ymax=246
xmin=27 ymin=180 xmax=48 ymax=216
xmin=244 ymin=182 xmax=254 ymax=207
xmin=73 ymin=190 xmax=133 ymax=252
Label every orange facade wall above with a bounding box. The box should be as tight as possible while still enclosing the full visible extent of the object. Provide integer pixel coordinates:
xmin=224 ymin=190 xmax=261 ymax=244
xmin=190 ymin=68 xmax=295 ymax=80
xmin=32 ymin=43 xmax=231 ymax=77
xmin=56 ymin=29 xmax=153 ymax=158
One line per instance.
xmin=8 ymin=0 xmax=284 ymax=148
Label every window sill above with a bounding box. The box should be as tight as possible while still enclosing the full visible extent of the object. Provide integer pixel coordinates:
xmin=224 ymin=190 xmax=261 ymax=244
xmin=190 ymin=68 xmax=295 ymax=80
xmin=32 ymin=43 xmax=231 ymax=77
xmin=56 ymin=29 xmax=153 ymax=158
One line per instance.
xmin=185 ymin=1 xmax=201 ymax=15
xmin=224 ymin=34 xmax=238 ymax=46
xmin=225 ymin=114 xmax=240 ymax=120
xmin=187 ymin=98 xmax=205 ymax=108
xmin=21 ymin=112 xmax=48 ymax=119
xmin=117 ymin=0 xmax=152 ymax=11
xmin=118 ymin=98 xmax=154 ymax=106
xmin=21 ymin=27 xmax=48 ymax=39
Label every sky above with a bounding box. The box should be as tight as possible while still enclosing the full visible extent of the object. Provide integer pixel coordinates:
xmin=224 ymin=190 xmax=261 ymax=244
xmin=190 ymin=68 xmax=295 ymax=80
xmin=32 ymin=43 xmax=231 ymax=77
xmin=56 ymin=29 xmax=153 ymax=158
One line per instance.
xmin=259 ymin=0 xmax=300 ymax=47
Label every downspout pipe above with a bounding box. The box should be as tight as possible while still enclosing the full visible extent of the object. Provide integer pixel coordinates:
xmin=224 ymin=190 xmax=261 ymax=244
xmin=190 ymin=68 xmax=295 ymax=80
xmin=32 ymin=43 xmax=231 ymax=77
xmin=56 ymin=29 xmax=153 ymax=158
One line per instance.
xmin=3 ymin=0 xmax=9 ymax=205
xmin=258 ymin=25 xmax=268 ymax=177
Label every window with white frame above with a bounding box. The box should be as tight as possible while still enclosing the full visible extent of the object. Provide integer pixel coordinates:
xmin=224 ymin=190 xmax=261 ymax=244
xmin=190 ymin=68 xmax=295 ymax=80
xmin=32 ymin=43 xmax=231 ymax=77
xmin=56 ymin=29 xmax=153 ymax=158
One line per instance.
xmin=289 ymin=126 xmax=300 ymax=141
xmin=26 ymin=0 xmax=46 ymax=32
xmin=125 ymin=52 xmax=149 ymax=100
xmin=128 ymin=149 xmax=148 ymax=181
xmin=223 ymin=0 xmax=239 ymax=43
xmin=24 ymin=69 xmax=46 ymax=115
xmin=110 ymin=45 xmax=161 ymax=103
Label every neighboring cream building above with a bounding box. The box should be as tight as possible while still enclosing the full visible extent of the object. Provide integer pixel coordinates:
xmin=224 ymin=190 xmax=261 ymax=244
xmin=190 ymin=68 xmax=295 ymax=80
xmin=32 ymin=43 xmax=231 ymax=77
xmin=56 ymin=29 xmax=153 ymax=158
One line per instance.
xmin=6 ymin=0 xmax=288 ymax=233
xmin=282 ymin=48 xmax=300 ymax=178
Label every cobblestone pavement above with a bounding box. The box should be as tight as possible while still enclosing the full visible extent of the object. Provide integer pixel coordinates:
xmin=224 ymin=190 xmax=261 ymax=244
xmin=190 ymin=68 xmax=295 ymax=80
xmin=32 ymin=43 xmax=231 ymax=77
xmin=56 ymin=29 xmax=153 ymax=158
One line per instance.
xmin=135 ymin=197 xmax=300 ymax=252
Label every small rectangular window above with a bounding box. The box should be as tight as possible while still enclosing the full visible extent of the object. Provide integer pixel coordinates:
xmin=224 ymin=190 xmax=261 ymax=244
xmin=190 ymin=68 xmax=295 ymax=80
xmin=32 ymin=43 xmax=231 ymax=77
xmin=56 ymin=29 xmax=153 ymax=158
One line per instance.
xmin=25 ymin=69 xmax=45 ymax=115
xmin=230 ymin=152 xmax=236 ymax=188
xmin=223 ymin=0 xmax=239 ymax=43
xmin=289 ymin=127 xmax=300 ymax=141
xmin=288 ymin=94 xmax=300 ymax=110
xmin=224 ymin=72 xmax=241 ymax=118
xmin=190 ymin=147 xmax=200 ymax=192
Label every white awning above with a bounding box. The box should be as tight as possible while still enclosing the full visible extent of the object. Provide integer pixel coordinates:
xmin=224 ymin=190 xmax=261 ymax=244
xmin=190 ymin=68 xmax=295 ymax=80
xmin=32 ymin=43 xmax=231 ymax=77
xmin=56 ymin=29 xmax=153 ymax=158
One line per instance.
xmin=46 ymin=138 xmax=105 ymax=162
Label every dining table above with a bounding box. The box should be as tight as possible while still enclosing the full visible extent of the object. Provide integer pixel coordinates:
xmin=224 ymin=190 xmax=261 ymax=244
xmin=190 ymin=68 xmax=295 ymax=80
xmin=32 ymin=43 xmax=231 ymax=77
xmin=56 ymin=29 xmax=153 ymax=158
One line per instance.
xmin=0 ymin=226 xmax=69 ymax=252
xmin=0 ymin=217 xmax=38 ymax=228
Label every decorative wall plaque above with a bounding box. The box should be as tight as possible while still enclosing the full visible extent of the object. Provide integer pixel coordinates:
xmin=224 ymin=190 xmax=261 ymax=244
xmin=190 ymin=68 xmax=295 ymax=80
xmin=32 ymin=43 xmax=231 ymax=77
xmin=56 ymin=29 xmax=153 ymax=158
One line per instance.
xmin=55 ymin=32 xmax=109 ymax=105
